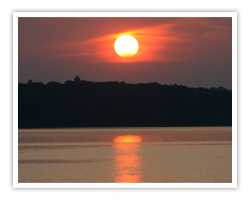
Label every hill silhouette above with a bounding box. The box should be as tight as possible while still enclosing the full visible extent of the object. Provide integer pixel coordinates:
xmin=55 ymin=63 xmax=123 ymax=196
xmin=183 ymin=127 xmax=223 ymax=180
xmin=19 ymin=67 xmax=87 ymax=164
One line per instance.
xmin=18 ymin=78 xmax=232 ymax=128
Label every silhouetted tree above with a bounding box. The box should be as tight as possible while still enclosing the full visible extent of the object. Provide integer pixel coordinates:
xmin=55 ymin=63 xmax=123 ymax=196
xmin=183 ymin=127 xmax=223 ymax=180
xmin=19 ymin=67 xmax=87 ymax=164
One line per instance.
xmin=74 ymin=75 xmax=81 ymax=84
xmin=27 ymin=79 xmax=33 ymax=84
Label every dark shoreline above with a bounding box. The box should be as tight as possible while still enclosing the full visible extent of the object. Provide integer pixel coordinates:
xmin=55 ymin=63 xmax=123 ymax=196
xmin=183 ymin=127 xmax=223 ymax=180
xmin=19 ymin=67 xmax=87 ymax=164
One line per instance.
xmin=18 ymin=80 xmax=232 ymax=128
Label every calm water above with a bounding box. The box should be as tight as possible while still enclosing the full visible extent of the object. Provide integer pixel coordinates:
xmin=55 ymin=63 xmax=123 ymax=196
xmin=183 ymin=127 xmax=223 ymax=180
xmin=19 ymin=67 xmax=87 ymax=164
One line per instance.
xmin=18 ymin=127 xmax=232 ymax=183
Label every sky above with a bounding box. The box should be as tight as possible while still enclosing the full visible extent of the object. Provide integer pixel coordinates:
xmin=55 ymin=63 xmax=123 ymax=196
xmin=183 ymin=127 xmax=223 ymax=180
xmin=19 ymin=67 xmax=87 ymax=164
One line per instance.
xmin=18 ymin=17 xmax=232 ymax=89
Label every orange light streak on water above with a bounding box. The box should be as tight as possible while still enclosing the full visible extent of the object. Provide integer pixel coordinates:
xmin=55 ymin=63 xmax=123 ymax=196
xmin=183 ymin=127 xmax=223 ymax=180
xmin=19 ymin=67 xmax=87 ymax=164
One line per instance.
xmin=114 ymin=135 xmax=142 ymax=143
xmin=113 ymin=135 xmax=142 ymax=183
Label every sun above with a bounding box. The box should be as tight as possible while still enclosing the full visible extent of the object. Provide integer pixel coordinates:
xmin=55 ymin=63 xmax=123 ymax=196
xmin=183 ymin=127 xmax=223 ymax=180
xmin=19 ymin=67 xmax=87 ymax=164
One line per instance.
xmin=114 ymin=35 xmax=139 ymax=57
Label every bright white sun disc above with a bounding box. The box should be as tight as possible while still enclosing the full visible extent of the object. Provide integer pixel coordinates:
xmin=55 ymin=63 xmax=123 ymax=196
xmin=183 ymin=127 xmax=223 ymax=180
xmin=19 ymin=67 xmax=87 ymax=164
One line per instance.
xmin=114 ymin=35 xmax=139 ymax=57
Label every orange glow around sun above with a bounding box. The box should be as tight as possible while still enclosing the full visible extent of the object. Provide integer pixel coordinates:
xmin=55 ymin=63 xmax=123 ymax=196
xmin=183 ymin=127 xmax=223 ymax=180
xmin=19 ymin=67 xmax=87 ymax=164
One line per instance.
xmin=88 ymin=23 xmax=179 ymax=63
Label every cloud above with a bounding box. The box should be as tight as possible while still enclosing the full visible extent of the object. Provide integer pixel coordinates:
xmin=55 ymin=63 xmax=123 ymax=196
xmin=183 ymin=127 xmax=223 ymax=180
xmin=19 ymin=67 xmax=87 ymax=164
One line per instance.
xmin=52 ymin=53 xmax=90 ymax=58
xmin=83 ymin=17 xmax=231 ymax=63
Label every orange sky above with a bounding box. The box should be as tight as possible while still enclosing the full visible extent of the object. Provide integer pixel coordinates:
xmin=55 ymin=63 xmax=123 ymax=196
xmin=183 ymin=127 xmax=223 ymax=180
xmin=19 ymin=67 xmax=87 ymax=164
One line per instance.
xmin=18 ymin=17 xmax=232 ymax=89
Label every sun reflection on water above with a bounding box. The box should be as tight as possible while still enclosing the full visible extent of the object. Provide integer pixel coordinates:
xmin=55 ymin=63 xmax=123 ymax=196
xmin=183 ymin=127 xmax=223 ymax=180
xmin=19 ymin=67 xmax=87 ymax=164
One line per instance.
xmin=113 ymin=135 xmax=142 ymax=183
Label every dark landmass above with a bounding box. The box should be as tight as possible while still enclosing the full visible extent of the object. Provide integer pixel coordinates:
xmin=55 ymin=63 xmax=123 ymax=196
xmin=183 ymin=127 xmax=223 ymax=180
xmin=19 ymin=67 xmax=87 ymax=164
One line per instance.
xmin=18 ymin=78 xmax=232 ymax=128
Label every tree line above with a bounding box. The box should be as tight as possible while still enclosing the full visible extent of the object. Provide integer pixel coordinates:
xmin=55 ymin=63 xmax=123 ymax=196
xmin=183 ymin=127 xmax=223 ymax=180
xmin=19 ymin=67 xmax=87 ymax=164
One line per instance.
xmin=18 ymin=79 xmax=232 ymax=128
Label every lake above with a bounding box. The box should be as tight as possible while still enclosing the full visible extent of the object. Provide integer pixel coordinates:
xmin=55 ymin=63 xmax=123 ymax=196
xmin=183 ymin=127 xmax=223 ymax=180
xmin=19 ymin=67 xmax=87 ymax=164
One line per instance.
xmin=18 ymin=127 xmax=232 ymax=183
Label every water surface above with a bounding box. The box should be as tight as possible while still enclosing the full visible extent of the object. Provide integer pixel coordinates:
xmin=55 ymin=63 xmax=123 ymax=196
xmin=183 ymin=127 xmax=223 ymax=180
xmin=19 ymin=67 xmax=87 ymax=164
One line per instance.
xmin=18 ymin=127 xmax=232 ymax=183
